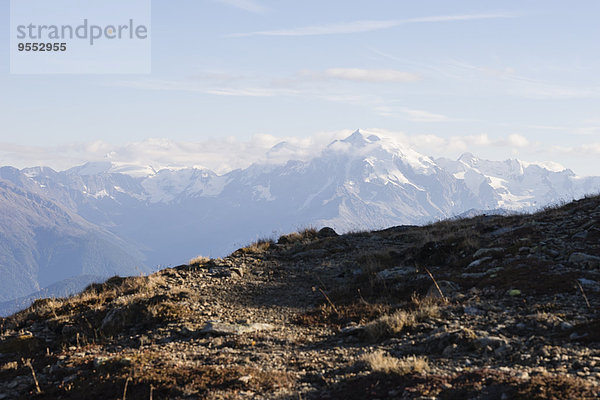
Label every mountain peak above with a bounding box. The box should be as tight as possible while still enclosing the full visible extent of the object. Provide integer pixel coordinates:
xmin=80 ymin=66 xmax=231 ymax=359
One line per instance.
xmin=342 ymin=129 xmax=366 ymax=144
xmin=458 ymin=152 xmax=479 ymax=167
xmin=340 ymin=130 xmax=381 ymax=147
xmin=66 ymin=161 xmax=113 ymax=176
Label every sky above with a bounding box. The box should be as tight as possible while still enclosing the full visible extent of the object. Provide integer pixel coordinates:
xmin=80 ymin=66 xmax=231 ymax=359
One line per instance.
xmin=1 ymin=0 xmax=599 ymax=176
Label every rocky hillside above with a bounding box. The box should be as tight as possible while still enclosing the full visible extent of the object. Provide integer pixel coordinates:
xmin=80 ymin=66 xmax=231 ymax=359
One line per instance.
xmin=1 ymin=196 xmax=599 ymax=399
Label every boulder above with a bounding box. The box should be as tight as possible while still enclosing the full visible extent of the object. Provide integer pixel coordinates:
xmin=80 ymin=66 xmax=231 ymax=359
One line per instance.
xmin=317 ymin=227 xmax=338 ymax=238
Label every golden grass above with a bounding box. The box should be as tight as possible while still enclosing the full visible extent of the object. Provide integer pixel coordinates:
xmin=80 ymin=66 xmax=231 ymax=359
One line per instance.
xmin=188 ymin=255 xmax=210 ymax=266
xmin=277 ymin=227 xmax=318 ymax=246
xmin=363 ymin=300 xmax=439 ymax=342
xmin=362 ymin=351 xmax=429 ymax=375
xmin=238 ymin=238 xmax=274 ymax=254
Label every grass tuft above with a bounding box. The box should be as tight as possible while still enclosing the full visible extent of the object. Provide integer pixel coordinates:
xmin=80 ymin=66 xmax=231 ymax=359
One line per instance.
xmin=188 ymin=255 xmax=210 ymax=266
xmin=363 ymin=299 xmax=439 ymax=342
xmin=277 ymin=227 xmax=318 ymax=246
xmin=362 ymin=351 xmax=429 ymax=375
xmin=238 ymin=238 xmax=274 ymax=254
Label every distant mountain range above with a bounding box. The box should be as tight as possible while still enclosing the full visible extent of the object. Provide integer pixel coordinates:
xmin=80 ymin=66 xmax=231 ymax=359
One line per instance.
xmin=1 ymin=130 xmax=599 ymax=313
xmin=0 ymin=179 xmax=148 ymax=305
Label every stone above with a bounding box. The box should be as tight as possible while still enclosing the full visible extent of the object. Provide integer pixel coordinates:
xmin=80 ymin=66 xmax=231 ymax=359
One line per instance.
xmin=442 ymin=344 xmax=457 ymax=357
xmin=569 ymin=252 xmax=600 ymax=268
xmin=464 ymin=306 xmax=483 ymax=315
xmin=467 ymin=257 xmax=493 ymax=269
xmin=570 ymin=332 xmax=588 ymax=341
xmin=340 ymin=323 xmax=363 ymax=335
xmin=230 ymin=267 xmax=244 ymax=278
xmin=93 ymin=356 xmax=110 ymax=368
xmin=100 ymin=308 xmax=129 ymax=334
xmin=545 ymin=249 xmax=560 ymax=258
xmin=201 ymin=321 xmax=274 ymax=336
xmin=494 ymin=345 xmax=511 ymax=357
xmin=577 ymin=278 xmax=600 ymax=292
xmin=560 ymin=321 xmax=573 ymax=330
xmin=292 ymin=249 xmax=327 ymax=260
xmin=317 ymin=227 xmax=338 ymax=238
xmin=476 ymin=335 xmax=508 ymax=349
xmin=518 ymin=371 xmax=530 ymax=380
xmin=0 ymin=333 xmax=40 ymax=354
xmin=485 ymin=267 xmax=504 ymax=276
xmin=375 ymin=267 xmax=415 ymax=281
xmin=491 ymin=226 xmax=518 ymax=236
xmin=426 ymin=280 xmax=458 ymax=299
xmin=473 ymin=248 xmax=504 ymax=258
xmin=461 ymin=272 xmax=487 ymax=279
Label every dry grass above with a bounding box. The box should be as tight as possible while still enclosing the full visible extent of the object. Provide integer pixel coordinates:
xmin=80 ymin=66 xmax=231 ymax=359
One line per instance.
xmin=1 ymin=272 xmax=195 ymax=351
xmin=296 ymin=303 xmax=393 ymax=328
xmin=0 ymin=361 xmax=18 ymax=371
xmin=188 ymin=255 xmax=210 ymax=266
xmin=355 ymin=248 xmax=398 ymax=269
xmin=238 ymin=238 xmax=274 ymax=254
xmin=410 ymin=294 xmax=443 ymax=317
xmin=277 ymin=227 xmax=318 ymax=246
xmin=363 ymin=300 xmax=439 ymax=342
xmin=341 ymin=365 xmax=599 ymax=400
xmin=364 ymin=310 xmax=415 ymax=341
xmin=47 ymin=349 xmax=295 ymax=399
xmin=362 ymin=351 xmax=429 ymax=375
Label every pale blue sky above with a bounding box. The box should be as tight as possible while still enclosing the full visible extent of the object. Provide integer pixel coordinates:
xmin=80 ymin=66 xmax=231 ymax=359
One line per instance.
xmin=1 ymin=0 xmax=599 ymax=175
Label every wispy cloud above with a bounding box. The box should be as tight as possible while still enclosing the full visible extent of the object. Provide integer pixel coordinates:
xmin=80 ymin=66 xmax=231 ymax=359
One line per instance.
xmin=322 ymin=68 xmax=420 ymax=83
xmin=295 ymin=68 xmax=420 ymax=83
xmin=114 ymin=79 xmax=300 ymax=97
xmin=115 ymin=75 xmax=455 ymax=124
xmin=367 ymin=129 xmax=540 ymax=154
xmin=228 ymin=13 xmax=514 ymax=37
xmin=115 ymin=66 xmax=421 ymax=102
xmin=400 ymin=108 xmax=448 ymax=122
xmin=373 ymin=104 xmax=459 ymax=122
xmin=213 ymin=0 xmax=266 ymax=14
xmin=505 ymin=134 xmax=530 ymax=148
xmin=551 ymin=143 xmax=600 ymax=156
xmin=443 ymin=59 xmax=600 ymax=99
xmin=0 ymin=132 xmax=350 ymax=174
xmin=204 ymin=87 xmax=300 ymax=97
xmin=522 ymin=123 xmax=600 ymax=136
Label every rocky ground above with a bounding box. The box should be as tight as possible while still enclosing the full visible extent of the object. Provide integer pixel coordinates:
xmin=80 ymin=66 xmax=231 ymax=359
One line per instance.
xmin=1 ymin=196 xmax=600 ymax=399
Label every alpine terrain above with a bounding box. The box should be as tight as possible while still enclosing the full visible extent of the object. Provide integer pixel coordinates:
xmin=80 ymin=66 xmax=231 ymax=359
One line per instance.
xmin=0 ymin=195 xmax=599 ymax=398
xmin=0 ymin=130 xmax=599 ymax=313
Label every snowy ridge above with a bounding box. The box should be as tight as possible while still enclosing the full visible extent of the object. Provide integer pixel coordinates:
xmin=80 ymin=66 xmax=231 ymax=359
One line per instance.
xmin=2 ymin=129 xmax=599 ymax=270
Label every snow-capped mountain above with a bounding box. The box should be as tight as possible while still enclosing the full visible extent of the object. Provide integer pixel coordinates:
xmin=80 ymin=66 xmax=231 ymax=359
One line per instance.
xmin=1 ymin=130 xmax=599 ymax=309
xmin=435 ymin=152 xmax=598 ymax=209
